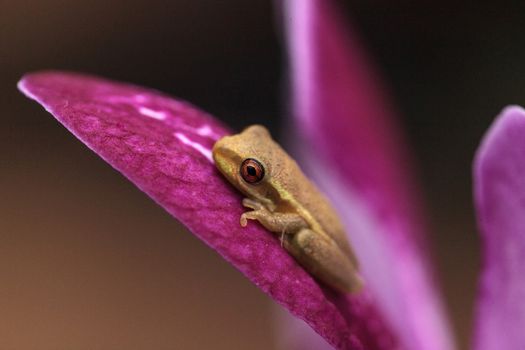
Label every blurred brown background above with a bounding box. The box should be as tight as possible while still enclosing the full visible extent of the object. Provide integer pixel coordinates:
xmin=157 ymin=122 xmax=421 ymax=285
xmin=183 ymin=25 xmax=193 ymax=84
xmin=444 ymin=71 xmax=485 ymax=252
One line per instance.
xmin=2 ymin=1 xmax=525 ymax=349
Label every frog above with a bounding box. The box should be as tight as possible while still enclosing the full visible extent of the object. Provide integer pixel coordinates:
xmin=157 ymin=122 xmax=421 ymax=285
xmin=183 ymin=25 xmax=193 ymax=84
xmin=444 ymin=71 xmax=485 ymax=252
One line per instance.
xmin=212 ymin=125 xmax=362 ymax=293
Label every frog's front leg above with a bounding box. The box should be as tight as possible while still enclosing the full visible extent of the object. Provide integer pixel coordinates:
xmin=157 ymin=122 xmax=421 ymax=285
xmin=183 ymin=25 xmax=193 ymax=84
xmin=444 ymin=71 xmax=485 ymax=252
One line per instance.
xmin=240 ymin=198 xmax=307 ymax=234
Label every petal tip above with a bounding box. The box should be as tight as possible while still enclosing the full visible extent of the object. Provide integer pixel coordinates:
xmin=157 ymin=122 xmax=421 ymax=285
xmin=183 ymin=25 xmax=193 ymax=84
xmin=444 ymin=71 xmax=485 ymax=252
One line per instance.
xmin=500 ymin=104 xmax=525 ymax=115
xmin=475 ymin=104 xmax=525 ymax=170
xmin=17 ymin=71 xmax=59 ymax=99
xmin=17 ymin=75 xmax=32 ymax=98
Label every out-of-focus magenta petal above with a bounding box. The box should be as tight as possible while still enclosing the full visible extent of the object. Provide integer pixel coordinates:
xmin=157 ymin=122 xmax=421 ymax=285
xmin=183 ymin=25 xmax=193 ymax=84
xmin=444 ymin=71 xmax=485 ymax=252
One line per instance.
xmin=19 ymin=71 xmax=399 ymax=350
xmin=473 ymin=106 xmax=525 ymax=350
xmin=284 ymin=1 xmax=454 ymax=349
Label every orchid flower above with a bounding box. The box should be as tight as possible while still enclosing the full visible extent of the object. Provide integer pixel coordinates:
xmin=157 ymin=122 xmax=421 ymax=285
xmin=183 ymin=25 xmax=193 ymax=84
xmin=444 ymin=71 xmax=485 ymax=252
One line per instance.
xmin=17 ymin=0 xmax=525 ymax=349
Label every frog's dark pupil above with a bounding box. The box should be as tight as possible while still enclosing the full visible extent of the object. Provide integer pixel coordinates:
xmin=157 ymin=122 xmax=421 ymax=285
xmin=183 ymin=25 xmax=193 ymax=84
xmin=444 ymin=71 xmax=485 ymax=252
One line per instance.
xmin=247 ymin=166 xmax=257 ymax=176
xmin=241 ymin=158 xmax=264 ymax=184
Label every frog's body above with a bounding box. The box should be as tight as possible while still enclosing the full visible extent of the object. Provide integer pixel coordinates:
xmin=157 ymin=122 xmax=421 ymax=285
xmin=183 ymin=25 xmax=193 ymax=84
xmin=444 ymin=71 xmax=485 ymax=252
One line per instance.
xmin=212 ymin=125 xmax=362 ymax=293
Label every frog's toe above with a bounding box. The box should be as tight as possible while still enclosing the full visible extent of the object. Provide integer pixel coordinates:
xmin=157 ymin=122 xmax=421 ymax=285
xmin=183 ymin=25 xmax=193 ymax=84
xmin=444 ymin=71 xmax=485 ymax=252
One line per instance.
xmin=241 ymin=210 xmax=263 ymax=227
xmin=240 ymin=214 xmax=248 ymax=227
xmin=240 ymin=211 xmax=257 ymax=227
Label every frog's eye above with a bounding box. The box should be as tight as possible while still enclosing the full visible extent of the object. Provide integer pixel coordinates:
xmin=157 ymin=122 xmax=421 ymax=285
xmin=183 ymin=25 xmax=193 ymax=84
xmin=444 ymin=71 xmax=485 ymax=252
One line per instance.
xmin=240 ymin=158 xmax=265 ymax=184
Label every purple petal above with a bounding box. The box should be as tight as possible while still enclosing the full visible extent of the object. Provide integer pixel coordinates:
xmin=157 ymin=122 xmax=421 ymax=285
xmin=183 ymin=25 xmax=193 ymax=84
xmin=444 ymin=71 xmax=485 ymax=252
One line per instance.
xmin=473 ymin=106 xmax=525 ymax=350
xmin=19 ymin=71 xmax=399 ymax=349
xmin=284 ymin=1 xmax=454 ymax=349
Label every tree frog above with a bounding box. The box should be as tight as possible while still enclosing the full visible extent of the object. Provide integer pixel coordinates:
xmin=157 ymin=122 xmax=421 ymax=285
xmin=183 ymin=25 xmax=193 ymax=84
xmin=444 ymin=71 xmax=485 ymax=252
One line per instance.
xmin=212 ymin=125 xmax=362 ymax=293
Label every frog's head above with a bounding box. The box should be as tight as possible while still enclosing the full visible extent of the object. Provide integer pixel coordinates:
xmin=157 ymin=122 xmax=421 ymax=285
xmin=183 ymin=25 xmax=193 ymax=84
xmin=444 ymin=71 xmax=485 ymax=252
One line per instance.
xmin=213 ymin=125 xmax=280 ymax=208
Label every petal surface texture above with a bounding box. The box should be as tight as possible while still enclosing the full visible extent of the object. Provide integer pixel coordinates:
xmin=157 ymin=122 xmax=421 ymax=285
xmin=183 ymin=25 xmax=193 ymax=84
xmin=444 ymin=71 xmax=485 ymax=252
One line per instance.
xmin=284 ymin=1 xmax=455 ymax=349
xmin=474 ymin=106 xmax=525 ymax=350
xmin=19 ymin=71 xmax=398 ymax=350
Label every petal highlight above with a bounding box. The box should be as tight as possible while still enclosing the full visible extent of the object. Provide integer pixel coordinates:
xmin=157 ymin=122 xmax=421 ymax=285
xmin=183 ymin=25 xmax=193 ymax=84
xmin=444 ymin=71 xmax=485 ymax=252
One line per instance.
xmin=473 ymin=106 xmax=525 ymax=350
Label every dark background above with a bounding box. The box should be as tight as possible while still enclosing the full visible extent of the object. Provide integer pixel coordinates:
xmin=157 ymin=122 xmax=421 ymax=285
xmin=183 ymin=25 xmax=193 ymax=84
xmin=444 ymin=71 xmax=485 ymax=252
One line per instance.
xmin=2 ymin=1 xmax=525 ymax=349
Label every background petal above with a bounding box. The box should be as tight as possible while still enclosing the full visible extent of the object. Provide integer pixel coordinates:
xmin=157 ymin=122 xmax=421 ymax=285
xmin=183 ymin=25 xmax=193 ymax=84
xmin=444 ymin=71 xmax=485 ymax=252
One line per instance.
xmin=283 ymin=1 xmax=454 ymax=349
xmin=19 ymin=71 xmax=399 ymax=349
xmin=473 ymin=106 xmax=525 ymax=350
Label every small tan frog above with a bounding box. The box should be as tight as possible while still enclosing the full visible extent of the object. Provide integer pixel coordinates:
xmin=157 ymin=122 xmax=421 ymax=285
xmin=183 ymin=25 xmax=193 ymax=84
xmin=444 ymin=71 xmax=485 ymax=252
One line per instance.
xmin=212 ymin=125 xmax=362 ymax=293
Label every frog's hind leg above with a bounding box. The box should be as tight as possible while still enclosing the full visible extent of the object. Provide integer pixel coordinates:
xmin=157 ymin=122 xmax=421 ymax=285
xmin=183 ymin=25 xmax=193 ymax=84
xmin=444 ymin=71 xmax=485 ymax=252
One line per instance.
xmin=288 ymin=229 xmax=363 ymax=293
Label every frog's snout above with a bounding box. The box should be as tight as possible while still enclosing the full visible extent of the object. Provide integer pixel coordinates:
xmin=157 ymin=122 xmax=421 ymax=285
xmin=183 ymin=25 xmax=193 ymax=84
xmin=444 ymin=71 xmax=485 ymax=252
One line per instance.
xmin=211 ymin=137 xmax=228 ymax=164
xmin=212 ymin=137 xmax=237 ymax=178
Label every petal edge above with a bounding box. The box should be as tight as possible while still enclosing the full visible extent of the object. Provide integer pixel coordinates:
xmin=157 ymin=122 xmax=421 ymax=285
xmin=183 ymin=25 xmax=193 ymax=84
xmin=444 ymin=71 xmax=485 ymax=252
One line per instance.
xmin=474 ymin=105 xmax=525 ymax=350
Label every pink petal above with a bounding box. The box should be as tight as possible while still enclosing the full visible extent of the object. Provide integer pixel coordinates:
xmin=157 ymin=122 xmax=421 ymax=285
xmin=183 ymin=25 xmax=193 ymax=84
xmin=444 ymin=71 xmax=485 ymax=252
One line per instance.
xmin=473 ymin=106 xmax=525 ymax=350
xmin=284 ymin=1 xmax=454 ymax=349
xmin=19 ymin=71 xmax=399 ymax=349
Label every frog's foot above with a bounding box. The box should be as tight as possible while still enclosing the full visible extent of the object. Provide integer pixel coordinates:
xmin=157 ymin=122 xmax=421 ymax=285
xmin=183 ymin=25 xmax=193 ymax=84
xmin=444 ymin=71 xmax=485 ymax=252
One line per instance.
xmin=240 ymin=198 xmax=271 ymax=227
xmin=240 ymin=205 xmax=308 ymax=234
xmin=240 ymin=207 xmax=270 ymax=227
